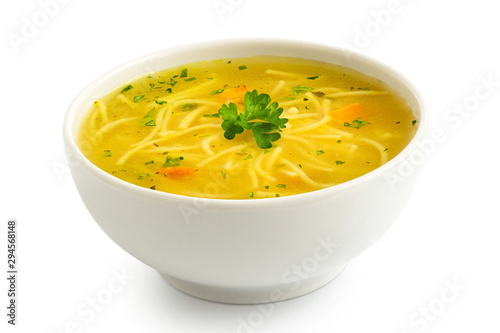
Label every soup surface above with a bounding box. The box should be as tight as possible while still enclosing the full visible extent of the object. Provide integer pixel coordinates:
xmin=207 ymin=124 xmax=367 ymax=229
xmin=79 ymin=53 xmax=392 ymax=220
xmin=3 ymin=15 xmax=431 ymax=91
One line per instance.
xmin=77 ymin=56 xmax=417 ymax=199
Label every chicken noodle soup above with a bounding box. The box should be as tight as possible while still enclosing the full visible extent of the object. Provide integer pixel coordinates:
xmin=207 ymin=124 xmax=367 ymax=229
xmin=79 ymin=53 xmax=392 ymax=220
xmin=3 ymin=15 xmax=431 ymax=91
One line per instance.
xmin=77 ymin=56 xmax=417 ymax=199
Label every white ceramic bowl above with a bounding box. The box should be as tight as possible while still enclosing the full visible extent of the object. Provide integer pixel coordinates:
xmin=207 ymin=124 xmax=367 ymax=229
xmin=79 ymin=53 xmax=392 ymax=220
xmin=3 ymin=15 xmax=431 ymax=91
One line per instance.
xmin=63 ymin=39 xmax=427 ymax=304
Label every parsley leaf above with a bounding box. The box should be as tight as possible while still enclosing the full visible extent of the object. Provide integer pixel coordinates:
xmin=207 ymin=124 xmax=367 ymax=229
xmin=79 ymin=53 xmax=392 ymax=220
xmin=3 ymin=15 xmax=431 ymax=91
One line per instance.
xmin=140 ymin=109 xmax=158 ymax=126
xmin=218 ymin=90 xmax=288 ymax=149
xmin=291 ymin=85 xmax=313 ymax=95
xmin=120 ymin=85 xmax=133 ymax=93
xmin=163 ymin=156 xmax=184 ymax=167
xmin=133 ymin=95 xmax=146 ymax=103
xmin=344 ymin=118 xmax=370 ymax=129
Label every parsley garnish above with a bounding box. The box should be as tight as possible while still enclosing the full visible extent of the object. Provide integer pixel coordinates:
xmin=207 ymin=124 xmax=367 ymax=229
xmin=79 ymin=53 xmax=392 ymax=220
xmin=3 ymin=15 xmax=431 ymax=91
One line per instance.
xmin=180 ymin=68 xmax=188 ymax=78
xmin=140 ymin=109 xmax=158 ymax=126
xmin=163 ymin=156 xmax=184 ymax=167
xmin=184 ymin=77 xmax=196 ymax=82
xmin=412 ymin=120 xmax=417 ymax=126
xmin=155 ymin=100 xmax=167 ymax=105
xmin=134 ymin=95 xmax=146 ymax=103
xmin=120 ymin=85 xmax=133 ymax=93
xmin=218 ymin=90 xmax=288 ymax=149
xmin=335 ymin=160 xmax=345 ymax=165
xmin=103 ymin=150 xmax=112 ymax=157
xmin=307 ymin=75 xmax=319 ymax=80
xmin=276 ymin=184 xmax=286 ymax=188
xmin=168 ymin=78 xmax=177 ymax=87
xmin=238 ymin=65 xmax=247 ymax=70
xmin=344 ymin=118 xmax=370 ymax=129
xmin=210 ymin=89 xmax=225 ymax=95
xmin=203 ymin=113 xmax=220 ymax=118
xmin=291 ymin=85 xmax=313 ymax=95
xmin=221 ymin=171 xmax=226 ymax=179
xmin=316 ymin=150 xmax=325 ymax=155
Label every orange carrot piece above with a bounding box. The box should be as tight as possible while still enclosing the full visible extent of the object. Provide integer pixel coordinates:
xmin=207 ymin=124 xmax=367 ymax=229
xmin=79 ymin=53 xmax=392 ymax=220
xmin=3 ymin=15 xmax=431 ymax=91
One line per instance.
xmin=221 ymin=85 xmax=248 ymax=101
xmin=328 ymin=103 xmax=363 ymax=122
xmin=156 ymin=167 xmax=197 ymax=178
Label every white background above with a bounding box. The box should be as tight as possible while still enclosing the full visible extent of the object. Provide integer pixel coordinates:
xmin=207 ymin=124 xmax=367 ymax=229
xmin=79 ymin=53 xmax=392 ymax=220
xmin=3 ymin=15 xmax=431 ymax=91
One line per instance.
xmin=1 ymin=0 xmax=499 ymax=332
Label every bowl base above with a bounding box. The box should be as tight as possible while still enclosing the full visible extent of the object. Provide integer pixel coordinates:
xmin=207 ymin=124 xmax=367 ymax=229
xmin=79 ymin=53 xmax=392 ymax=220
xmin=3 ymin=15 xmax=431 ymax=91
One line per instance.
xmin=159 ymin=264 xmax=346 ymax=304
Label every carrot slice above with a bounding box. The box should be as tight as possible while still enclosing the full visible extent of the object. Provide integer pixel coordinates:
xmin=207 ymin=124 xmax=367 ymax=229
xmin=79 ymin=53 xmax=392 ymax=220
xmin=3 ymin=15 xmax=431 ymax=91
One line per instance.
xmin=328 ymin=103 xmax=363 ymax=122
xmin=156 ymin=167 xmax=197 ymax=178
xmin=221 ymin=85 xmax=248 ymax=102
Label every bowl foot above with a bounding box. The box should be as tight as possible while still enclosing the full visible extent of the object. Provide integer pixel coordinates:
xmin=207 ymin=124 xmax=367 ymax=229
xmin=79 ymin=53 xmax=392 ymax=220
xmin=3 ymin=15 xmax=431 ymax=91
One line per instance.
xmin=159 ymin=264 xmax=346 ymax=304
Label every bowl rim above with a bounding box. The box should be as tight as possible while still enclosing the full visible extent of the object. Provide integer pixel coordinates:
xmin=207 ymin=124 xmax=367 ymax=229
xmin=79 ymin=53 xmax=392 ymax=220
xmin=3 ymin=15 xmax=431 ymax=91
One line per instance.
xmin=63 ymin=37 xmax=428 ymax=208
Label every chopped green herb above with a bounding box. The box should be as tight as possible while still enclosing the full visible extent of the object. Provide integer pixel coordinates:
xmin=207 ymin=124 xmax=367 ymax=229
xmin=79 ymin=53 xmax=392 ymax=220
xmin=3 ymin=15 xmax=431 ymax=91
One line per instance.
xmin=344 ymin=118 xmax=370 ymax=129
xmin=133 ymin=95 xmax=146 ymax=103
xmin=337 ymin=139 xmax=342 ymax=144
xmin=163 ymin=155 xmax=184 ymax=167
xmin=299 ymin=164 xmax=302 ymax=168
xmin=275 ymin=194 xmax=280 ymax=197
xmin=103 ymin=150 xmax=112 ymax=157
xmin=168 ymin=78 xmax=177 ymax=87
xmin=336 ymin=160 xmax=345 ymax=165
xmin=384 ymin=148 xmax=388 ymax=152
xmin=140 ymin=109 xmax=158 ymax=126
xmin=279 ymin=96 xmax=295 ymax=100
xmin=248 ymin=192 xmax=254 ymax=198
xmin=238 ymin=65 xmax=247 ymax=70
xmin=307 ymin=75 xmax=319 ymax=80
xmin=155 ymin=100 xmax=167 ymax=105
xmin=218 ymin=90 xmax=288 ymax=149
xmin=210 ymin=89 xmax=225 ymax=95
xmin=316 ymin=150 xmax=325 ymax=155
xmin=183 ymin=104 xmax=192 ymax=111
xmin=244 ymin=155 xmax=253 ymax=160
xmin=291 ymin=85 xmax=313 ymax=95
xmin=120 ymin=85 xmax=133 ymax=93
xmin=412 ymin=120 xmax=417 ymax=126
xmin=180 ymin=68 xmax=188 ymax=78
xmin=165 ymin=88 xmax=172 ymax=93
xmin=203 ymin=113 xmax=220 ymax=118
xmin=138 ymin=174 xmax=150 ymax=180
xmin=145 ymin=160 xmax=154 ymax=165
xmin=149 ymin=83 xmax=155 ymax=89
xmin=221 ymin=171 xmax=227 ymax=179
xmin=265 ymin=185 xmax=269 ymax=189
xmin=276 ymin=184 xmax=286 ymax=188
xmin=184 ymin=77 xmax=196 ymax=82
xmin=264 ymin=149 xmax=271 ymax=154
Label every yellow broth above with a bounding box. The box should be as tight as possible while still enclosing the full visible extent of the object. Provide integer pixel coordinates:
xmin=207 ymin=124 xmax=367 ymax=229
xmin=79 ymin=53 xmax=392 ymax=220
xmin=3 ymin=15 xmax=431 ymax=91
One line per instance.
xmin=77 ymin=56 xmax=417 ymax=199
